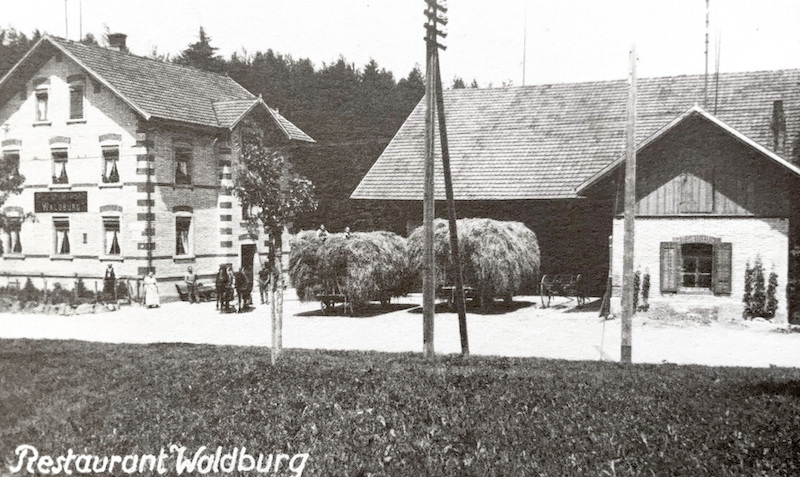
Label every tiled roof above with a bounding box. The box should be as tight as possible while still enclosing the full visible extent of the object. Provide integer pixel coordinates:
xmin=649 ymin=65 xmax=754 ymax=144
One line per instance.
xmin=0 ymin=36 xmax=313 ymax=140
xmin=351 ymin=69 xmax=800 ymax=200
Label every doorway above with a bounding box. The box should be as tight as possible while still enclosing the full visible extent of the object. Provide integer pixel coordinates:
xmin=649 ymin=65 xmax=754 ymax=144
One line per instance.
xmin=241 ymin=244 xmax=257 ymax=287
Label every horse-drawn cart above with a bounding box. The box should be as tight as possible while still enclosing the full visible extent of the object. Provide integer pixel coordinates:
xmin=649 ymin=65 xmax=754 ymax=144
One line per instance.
xmin=539 ymin=273 xmax=586 ymax=308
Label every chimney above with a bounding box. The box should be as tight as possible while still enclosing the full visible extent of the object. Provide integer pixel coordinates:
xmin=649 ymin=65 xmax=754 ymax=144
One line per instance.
xmin=771 ymin=100 xmax=786 ymax=156
xmin=107 ymin=33 xmax=128 ymax=53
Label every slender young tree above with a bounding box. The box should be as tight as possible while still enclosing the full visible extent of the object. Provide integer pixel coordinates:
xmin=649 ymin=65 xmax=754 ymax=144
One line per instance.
xmin=234 ymin=132 xmax=317 ymax=364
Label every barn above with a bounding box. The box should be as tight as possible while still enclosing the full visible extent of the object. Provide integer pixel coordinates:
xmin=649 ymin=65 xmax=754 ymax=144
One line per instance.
xmin=351 ymin=69 xmax=800 ymax=321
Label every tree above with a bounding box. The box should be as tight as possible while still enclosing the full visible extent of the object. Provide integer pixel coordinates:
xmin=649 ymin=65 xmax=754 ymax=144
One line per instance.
xmin=80 ymin=33 xmax=99 ymax=46
xmin=452 ymin=76 xmax=466 ymax=89
xmin=174 ymin=27 xmax=226 ymax=73
xmin=234 ymin=133 xmax=317 ymax=364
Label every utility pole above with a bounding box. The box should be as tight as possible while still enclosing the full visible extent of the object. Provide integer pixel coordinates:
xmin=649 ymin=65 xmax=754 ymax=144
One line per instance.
xmin=64 ymin=0 xmax=69 ymax=39
xmin=431 ymin=24 xmax=470 ymax=358
xmin=422 ymin=0 xmax=444 ymax=358
xmin=621 ymin=46 xmax=637 ymax=364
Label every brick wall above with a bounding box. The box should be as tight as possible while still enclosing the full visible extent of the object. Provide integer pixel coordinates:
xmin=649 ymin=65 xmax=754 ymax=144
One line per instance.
xmin=610 ymin=216 xmax=790 ymax=322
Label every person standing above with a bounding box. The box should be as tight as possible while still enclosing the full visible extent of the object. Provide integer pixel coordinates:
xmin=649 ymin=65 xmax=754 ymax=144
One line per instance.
xmin=103 ymin=264 xmax=116 ymax=303
xmin=258 ymin=262 xmax=270 ymax=305
xmin=184 ymin=266 xmax=198 ymax=303
xmin=143 ymin=271 xmax=160 ymax=308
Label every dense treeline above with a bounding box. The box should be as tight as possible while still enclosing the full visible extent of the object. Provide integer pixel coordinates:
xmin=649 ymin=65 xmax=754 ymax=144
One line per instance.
xmin=0 ymin=27 xmax=426 ymax=233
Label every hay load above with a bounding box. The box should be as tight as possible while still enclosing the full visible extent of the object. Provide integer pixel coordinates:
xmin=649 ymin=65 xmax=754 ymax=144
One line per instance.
xmin=408 ymin=218 xmax=540 ymax=303
xmin=288 ymin=230 xmax=413 ymax=308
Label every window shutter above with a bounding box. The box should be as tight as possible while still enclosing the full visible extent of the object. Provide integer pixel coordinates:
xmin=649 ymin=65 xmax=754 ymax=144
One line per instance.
xmin=660 ymin=242 xmax=678 ymax=293
xmin=713 ymin=242 xmax=732 ymax=294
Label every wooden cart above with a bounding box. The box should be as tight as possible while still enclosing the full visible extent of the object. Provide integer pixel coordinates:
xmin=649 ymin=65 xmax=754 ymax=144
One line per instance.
xmin=539 ymin=274 xmax=586 ymax=308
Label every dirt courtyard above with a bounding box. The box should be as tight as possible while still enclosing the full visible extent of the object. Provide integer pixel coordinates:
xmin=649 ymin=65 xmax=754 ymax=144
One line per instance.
xmin=1 ymin=291 xmax=799 ymax=368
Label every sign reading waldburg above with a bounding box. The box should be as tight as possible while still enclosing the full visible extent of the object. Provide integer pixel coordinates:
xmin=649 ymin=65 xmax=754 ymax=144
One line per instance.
xmin=34 ymin=191 xmax=88 ymax=213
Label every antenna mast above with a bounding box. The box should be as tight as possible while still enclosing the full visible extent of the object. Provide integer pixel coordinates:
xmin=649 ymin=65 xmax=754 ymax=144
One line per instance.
xmin=704 ymin=0 xmax=710 ymax=108
xmin=64 ymin=0 xmax=69 ymax=39
xmin=522 ymin=0 xmax=528 ymax=86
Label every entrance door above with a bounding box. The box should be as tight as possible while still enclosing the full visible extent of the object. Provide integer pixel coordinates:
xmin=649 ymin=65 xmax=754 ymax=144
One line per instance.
xmin=241 ymin=244 xmax=257 ymax=287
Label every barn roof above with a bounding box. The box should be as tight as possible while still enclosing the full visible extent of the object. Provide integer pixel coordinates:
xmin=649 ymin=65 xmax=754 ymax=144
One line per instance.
xmin=0 ymin=35 xmax=313 ymax=140
xmin=351 ymin=69 xmax=800 ymax=200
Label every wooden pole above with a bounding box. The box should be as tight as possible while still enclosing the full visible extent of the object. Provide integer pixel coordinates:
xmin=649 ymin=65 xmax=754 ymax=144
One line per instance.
xmin=433 ymin=50 xmax=469 ymax=356
xmin=621 ymin=45 xmax=637 ymax=364
xmin=422 ymin=28 xmax=436 ymax=359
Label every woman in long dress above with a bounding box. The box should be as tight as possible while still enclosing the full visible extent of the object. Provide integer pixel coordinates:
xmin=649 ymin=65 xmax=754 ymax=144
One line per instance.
xmin=143 ymin=271 xmax=160 ymax=308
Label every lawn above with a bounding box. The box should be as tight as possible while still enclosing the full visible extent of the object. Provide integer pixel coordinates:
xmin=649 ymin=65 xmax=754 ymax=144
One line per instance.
xmin=1 ymin=339 xmax=799 ymax=476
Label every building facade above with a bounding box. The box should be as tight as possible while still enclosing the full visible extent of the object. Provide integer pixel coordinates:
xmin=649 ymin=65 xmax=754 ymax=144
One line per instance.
xmin=0 ymin=35 xmax=314 ymax=298
xmin=578 ymin=107 xmax=799 ymax=322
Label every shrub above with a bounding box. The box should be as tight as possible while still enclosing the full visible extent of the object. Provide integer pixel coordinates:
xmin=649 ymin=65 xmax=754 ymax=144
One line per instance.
xmin=633 ymin=270 xmax=641 ymax=313
xmin=641 ymin=270 xmax=651 ymax=310
xmin=743 ymin=260 xmax=753 ymax=318
xmin=743 ymin=256 xmax=777 ymax=319
xmin=17 ymin=278 xmax=41 ymax=305
xmin=49 ymin=283 xmax=70 ymax=305
xmin=766 ymin=268 xmax=779 ymax=318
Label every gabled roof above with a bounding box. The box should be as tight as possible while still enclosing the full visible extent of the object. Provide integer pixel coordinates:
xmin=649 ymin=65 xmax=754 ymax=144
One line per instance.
xmin=351 ymin=69 xmax=800 ymax=200
xmin=0 ymin=35 xmax=313 ymax=140
xmin=577 ymin=106 xmax=800 ymax=195
xmin=212 ymin=98 xmax=315 ymax=142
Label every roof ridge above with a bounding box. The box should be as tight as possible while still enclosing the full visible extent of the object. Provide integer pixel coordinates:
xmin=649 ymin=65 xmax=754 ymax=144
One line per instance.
xmin=444 ymin=68 xmax=800 ymax=93
xmin=47 ymin=35 xmax=252 ymax=88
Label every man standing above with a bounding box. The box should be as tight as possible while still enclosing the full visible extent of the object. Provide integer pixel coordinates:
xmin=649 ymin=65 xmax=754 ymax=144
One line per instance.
xmin=103 ymin=264 xmax=116 ymax=303
xmin=258 ymin=262 xmax=270 ymax=305
xmin=184 ymin=266 xmax=198 ymax=303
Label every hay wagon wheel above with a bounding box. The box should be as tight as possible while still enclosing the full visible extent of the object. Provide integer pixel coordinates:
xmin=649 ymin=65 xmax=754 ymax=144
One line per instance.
xmin=539 ymin=275 xmax=552 ymax=308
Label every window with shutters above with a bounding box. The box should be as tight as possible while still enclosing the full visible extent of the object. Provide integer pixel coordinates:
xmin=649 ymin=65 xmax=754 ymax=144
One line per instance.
xmin=4 ymin=217 xmax=22 ymax=255
xmin=660 ymin=238 xmax=731 ymax=295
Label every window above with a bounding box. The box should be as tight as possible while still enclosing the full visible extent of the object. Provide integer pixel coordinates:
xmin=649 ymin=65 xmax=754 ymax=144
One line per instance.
xmin=69 ymin=83 xmax=84 ymax=120
xmin=35 ymin=89 xmax=48 ymax=121
xmin=3 ymin=150 xmax=20 ymax=177
xmin=102 ymin=146 xmax=120 ymax=183
xmin=54 ymin=217 xmax=70 ymax=255
xmin=660 ymin=240 xmax=731 ymax=294
xmin=103 ymin=217 xmax=121 ymax=255
xmin=6 ymin=218 xmax=22 ymax=254
xmin=681 ymin=244 xmax=713 ymax=289
xmin=52 ymin=148 xmax=69 ymax=184
xmin=175 ymin=147 xmax=191 ymax=185
xmin=175 ymin=216 xmax=192 ymax=256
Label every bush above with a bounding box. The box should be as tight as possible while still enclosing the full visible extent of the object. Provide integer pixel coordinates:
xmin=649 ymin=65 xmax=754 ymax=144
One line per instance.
xmin=767 ymin=269 xmax=779 ymax=318
xmin=743 ymin=256 xmax=778 ymax=319
xmin=641 ymin=271 xmax=651 ymax=311
xmin=633 ymin=270 xmax=641 ymax=313
xmin=49 ymin=283 xmax=71 ymax=305
xmin=17 ymin=278 xmax=41 ymax=305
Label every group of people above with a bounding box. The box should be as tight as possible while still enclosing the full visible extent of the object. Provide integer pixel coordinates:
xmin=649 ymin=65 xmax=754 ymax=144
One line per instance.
xmin=133 ymin=262 xmax=273 ymax=311
xmin=317 ymin=224 xmax=351 ymax=239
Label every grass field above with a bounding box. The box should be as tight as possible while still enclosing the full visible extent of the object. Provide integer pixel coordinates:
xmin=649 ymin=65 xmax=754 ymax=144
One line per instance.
xmin=2 ymin=339 xmax=800 ymax=476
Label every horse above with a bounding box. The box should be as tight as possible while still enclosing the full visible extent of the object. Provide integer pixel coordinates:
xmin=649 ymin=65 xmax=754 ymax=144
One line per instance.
xmin=234 ymin=268 xmax=251 ymax=312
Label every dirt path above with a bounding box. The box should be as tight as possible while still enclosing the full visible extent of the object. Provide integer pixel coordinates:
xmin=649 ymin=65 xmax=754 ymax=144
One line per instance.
xmin=1 ymin=292 xmax=798 ymax=368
